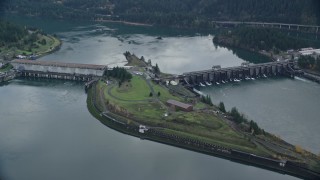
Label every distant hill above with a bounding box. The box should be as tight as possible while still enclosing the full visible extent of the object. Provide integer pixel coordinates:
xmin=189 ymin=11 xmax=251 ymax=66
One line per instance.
xmin=2 ymin=0 xmax=320 ymax=27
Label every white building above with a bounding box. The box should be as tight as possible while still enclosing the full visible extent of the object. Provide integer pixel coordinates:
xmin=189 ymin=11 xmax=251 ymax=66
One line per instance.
xmin=299 ymin=48 xmax=320 ymax=56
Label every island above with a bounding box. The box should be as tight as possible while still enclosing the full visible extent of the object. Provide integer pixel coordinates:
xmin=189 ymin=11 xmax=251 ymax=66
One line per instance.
xmin=0 ymin=20 xmax=61 ymax=61
xmin=0 ymin=20 xmax=61 ymax=82
xmin=86 ymin=52 xmax=320 ymax=180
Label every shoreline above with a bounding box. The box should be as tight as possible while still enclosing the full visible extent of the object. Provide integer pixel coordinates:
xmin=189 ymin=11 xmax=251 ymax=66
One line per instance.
xmin=31 ymin=35 xmax=62 ymax=60
xmin=301 ymin=70 xmax=320 ymax=83
xmin=94 ymin=19 xmax=153 ymax=27
xmin=213 ymin=39 xmax=274 ymax=62
xmin=86 ymin=84 xmax=320 ymax=180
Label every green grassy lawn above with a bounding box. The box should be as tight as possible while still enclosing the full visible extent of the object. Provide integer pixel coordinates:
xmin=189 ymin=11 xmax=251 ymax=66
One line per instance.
xmin=110 ymin=76 xmax=152 ymax=101
xmin=98 ymin=81 xmax=165 ymax=122
xmin=35 ymin=35 xmax=60 ymax=54
xmin=168 ymin=84 xmax=196 ymax=97
xmin=194 ymin=102 xmax=208 ymax=109
xmin=152 ymin=82 xmax=184 ymax=102
xmin=169 ymin=111 xmax=223 ymax=129
xmin=18 ymin=35 xmax=60 ymax=55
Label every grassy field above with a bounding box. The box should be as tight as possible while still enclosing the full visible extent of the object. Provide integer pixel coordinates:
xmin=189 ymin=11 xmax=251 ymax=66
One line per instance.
xmin=16 ymin=35 xmax=61 ymax=56
xmin=95 ymin=78 xmax=275 ymax=156
xmin=110 ymin=76 xmax=152 ymax=101
xmin=152 ymin=82 xmax=184 ymax=102
xmin=194 ymin=102 xmax=208 ymax=109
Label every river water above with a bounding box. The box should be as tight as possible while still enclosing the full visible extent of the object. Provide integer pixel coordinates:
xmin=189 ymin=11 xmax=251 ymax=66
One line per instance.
xmin=0 ymin=15 xmax=319 ymax=180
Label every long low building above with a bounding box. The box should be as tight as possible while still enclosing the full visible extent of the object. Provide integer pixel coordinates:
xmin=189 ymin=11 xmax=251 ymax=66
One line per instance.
xmin=299 ymin=48 xmax=320 ymax=56
xmin=167 ymin=99 xmax=193 ymax=112
xmin=11 ymin=59 xmax=107 ymax=77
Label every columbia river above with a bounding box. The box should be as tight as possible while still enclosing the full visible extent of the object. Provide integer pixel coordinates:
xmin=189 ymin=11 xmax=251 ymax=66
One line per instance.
xmin=1 ymin=15 xmax=319 ymax=180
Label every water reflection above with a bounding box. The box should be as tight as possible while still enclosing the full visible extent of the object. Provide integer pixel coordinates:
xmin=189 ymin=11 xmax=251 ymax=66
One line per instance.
xmin=40 ymin=25 xmax=249 ymax=74
xmin=202 ymin=77 xmax=320 ymax=153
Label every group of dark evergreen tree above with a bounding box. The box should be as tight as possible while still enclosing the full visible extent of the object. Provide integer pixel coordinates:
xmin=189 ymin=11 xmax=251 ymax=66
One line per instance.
xmin=0 ymin=20 xmax=28 ymax=46
xmin=218 ymin=102 xmax=264 ymax=135
xmin=153 ymin=63 xmax=160 ymax=74
xmin=213 ymin=27 xmax=319 ymax=52
xmin=2 ymin=0 xmax=320 ymax=28
xmin=298 ymin=56 xmax=320 ymax=72
xmin=200 ymin=95 xmax=213 ymax=106
xmin=105 ymin=67 xmax=132 ymax=83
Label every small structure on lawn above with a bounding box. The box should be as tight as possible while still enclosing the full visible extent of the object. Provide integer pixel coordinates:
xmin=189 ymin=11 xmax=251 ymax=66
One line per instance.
xmin=139 ymin=125 xmax=149 ymax=133
xmin=166 ymin=99 xmax=193 ymax=112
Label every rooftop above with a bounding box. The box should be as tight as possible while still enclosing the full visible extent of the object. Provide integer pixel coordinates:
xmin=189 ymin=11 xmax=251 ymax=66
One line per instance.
xmin=299 ymin=49 xmax=320 ymax=56
xmin=11 ymin=59 xmax=107 ymax=70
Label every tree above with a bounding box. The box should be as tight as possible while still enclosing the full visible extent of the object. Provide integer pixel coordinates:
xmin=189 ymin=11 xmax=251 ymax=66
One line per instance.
xmin=40 ymin=39 xmax=47 ymax=45
xmin=157 ymin=91 xmax=161 ymax=97
xmin=200 ymin=95 xmax=213 ymax=106
xmin=149 ymin=92 xmax=153 ymax=97
xmin=140 ymin=56 xmax=145 ymax=62
xmin=154 ymin=63 xmax=160 ymax=74
xmin=105 ymin=67 xmax=132 ymax=82
xmin=218 ymin=102 xmax=226 ymax=113
xmin=250 ymin=120 xmax=262 ymax=135
xmin=3 ymin=0 xmax=320 ymax=29
xmin=298 ymin=56 xmax=320 ymax=72
xmin=229 ymin=107 xmax=244 ymax=124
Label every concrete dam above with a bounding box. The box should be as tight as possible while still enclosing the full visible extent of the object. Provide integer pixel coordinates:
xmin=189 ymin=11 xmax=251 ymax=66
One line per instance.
xmin=181 ymin=60 xmax=302 ymax=86
xmin=11 ymin=59 xmax=107 ymax=81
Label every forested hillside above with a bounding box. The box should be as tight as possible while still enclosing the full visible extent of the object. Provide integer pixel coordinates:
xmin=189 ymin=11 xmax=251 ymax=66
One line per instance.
xmin=213 ymin=27 xmax=319 ymax=52
xmin=2 ymin=0 xmax=320 ymax=27
xmin=0 ymin=20 xmax=28 ymax=45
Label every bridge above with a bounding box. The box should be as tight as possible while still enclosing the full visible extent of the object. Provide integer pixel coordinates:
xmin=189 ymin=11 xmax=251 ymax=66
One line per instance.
xmin=179 ymin=60 xmax=302 ymax=86
xmin=213 ymin=21 xmax=320 ymax=34
xmin=11 ymin=59 xmax=107 ymax=81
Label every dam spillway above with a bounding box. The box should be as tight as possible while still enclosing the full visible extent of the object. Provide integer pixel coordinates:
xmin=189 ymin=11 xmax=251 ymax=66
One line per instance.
xmin=11 ymin=59 xmax=107 ymax=81
xmin=181 ymin=60 xmax=302 ymax=85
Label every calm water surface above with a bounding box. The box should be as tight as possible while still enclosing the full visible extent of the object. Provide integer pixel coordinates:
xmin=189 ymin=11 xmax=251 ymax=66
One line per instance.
xmin=201 ymin=77 xmax=320 ymax=153
xmin=0 ymin=80 xmax=298 ymax=180
xmin=0 ymin=15 xmax=318 ymax=180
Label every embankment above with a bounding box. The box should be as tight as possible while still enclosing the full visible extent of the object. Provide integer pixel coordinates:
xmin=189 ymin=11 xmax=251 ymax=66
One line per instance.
xmin=301 ymin=70 xmax=320 ymax=83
